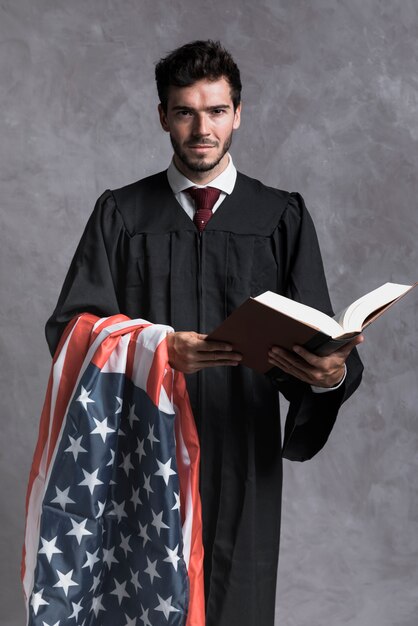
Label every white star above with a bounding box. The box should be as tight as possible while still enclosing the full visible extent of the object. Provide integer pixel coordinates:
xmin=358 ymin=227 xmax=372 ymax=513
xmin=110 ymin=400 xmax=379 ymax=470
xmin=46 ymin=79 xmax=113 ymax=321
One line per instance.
xmin=130 ymin=486 xmax=142 ymax=511
xmin=95 ymin=500 xmax=105 ymax=518
xmin=68 ymin=598 xmax=83 ymax=620
xmin=42 ymin=621 xmax=60 ymax=626
xmin=147 ymin=424 xmax=159 ymax=450
xmin=120 ymin=532 xmax=132 ymax=557
xmin=106 ymin=448 xmax=116 ymax=467
xmin=115 ymin=396 xmax=123 ymax=414
xmin=90 ymin=594 xmax=106 ymax=618
xmin=76 ymin=386 xmax=95 ymax=411
xmin=89 ymin=573 xmax=101 ymax=593
xmin=151 ymin=509 xmax=169 ymax=536
xmin=51 ymin=486 xmax=75 ymax=511
xmin=129 ymin=567 xmax=142 ymax=593
xmin=139 ymin=605 xmax=152 ymax=626
xmin=38 ymin=536 xmax=62 ymax=563
xmin=82 ymin=548 xmax=101 ymax=572
xmin=138 ymin=522 xmax=151 ymax=546
xmin=123 ymin=614 xmax=137 ymax=626
xmin=53 ymin=568 xmax=78 ymax=597
xmin=119 ymin=452 xmax=134 ymax=476
xmin=135 ymin=438 xmax=146 ymax=462
xmin=103 ymin=546 xmax=119 ymax=569
xmin=127 ymin=404 xmax=140 ymax=429
xmin=66 ymin=518 xmax=92 ymax=545
xmin=90 ymin=416 xmax=115 ymax=443
xmin=163 ymin=544 xmax=181 ymax=571
xmin=155 ymin=594 xmax=180 ymax=620
xmin=78 ymin=467 xmax=103 ymax=494
xmin=143 ymin=473 xmax=154 ymax=498
xmin=110 ymin=578 xmax=130 ymax=605
xmin=154 ymin=458 xmax=176 ymax=486
xmin=172 ymin=492 xmax=181 ymax=511
xmin=65 ymin=434 xmax=87 ymax=461
xmin=30 ymin=588 xmax=49 ymax=615
xmin=109 ymin=499 xmax=127 ymax=523
xmin=144 ymin=557 xmax=161 ymax=584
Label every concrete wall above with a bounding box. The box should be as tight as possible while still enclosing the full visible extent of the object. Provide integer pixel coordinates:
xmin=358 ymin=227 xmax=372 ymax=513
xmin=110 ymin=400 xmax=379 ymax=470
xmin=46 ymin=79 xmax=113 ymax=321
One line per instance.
xmin=1 ymin=1 xmax=417 ymax=624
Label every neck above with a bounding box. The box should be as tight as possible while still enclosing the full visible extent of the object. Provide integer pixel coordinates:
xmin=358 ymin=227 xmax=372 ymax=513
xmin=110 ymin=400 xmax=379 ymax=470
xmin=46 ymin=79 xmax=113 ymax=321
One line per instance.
xmin=173 ymin=153 xmax=229 ymax=185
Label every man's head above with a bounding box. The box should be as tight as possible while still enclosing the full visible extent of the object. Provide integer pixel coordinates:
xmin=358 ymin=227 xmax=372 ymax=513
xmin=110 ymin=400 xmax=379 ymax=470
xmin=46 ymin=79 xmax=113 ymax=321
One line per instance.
xmin=155 ymin=40 xmax=242 ymax=114
xmin=155 ymin=41 xmax=242 ymax=183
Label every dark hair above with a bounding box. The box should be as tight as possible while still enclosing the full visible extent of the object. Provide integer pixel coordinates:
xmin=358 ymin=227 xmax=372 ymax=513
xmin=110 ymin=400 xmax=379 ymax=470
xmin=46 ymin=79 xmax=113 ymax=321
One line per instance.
xmin=155 ymin=40 xmax=242 ymax=112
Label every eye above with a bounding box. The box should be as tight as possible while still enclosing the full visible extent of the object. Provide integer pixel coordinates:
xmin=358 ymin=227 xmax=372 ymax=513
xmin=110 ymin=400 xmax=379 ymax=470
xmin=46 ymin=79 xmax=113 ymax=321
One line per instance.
xmin=211 ymin=108 xmax=227 ymax=115
xmin=176 ymin=110 xmax=193 ymax=117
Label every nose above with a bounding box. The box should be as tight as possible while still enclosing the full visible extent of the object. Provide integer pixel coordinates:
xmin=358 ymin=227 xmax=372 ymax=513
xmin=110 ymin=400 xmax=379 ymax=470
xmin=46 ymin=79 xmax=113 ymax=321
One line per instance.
xmin=192 ymin=113 xmax=210 ymax=137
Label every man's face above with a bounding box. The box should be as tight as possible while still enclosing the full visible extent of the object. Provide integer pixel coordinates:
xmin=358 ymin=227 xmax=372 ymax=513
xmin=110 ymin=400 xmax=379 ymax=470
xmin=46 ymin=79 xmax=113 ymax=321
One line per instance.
xmin=158 ymin=78 xmax=241 ymax=182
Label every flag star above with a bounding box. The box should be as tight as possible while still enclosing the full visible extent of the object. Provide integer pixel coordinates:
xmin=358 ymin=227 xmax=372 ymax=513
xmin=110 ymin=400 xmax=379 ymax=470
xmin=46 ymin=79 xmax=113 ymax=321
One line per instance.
xmin=69 ymin=598 xmax=83 ymax=620
xmin=106 ymin=448 xmax=115 ymax=467
xmin=90 ymin=416 xmax=115 ymax=443
xmin=130 ymin=486 xmax=142 ymax=511
xmin=119 ymin=452 xmax=134 ymax=476
xmin=90 ymin=594 xmax=106 ymax=617
xmin=163 ymin=544 xmax=181 ymax=571
xmin=135 ymin=438 xmax=146 ymax=463
xmin=51 ymin=485 xmax=75 ymax=511
xmin=42 ymin=621 xmax=60 ymax=626
xmin=129 ymin=567 xmax=142 ymax=593
xmin=155 ymin=594 xmax=180 ymax=620
xmin=172 ymin=492 xmax=181 ymax=511
xmin=110 ymin=578 xmax=130 ymax=605
xmin=127 ymin=404 xmax=140 ymax=429
xmin=138 ymin=522 xmax=151 ymax=546
xmin=154 ymin=458 xmax=176 ymax=486
xmin=78 ymin=467 xmax=103 ymax=494
xmin=109 ymin=499 xmax=127 ymax=523
xmin=65 ymin=434 xmax=87 ymax=462
xmin=143 ymin=473 xmax=154 ymax=498
xmin=95 ymin=500 xmax=105 ymax=518
xmin=115 ymin=396 xmax=123 ymax=414
xmin=151 ymin=509 xmax=169 ymax=536
xmin=53 ymin=568 xmax=78 ymax=597
xmin=82 ymin=548 xmax=101 ymax=572
xmin=66 ymin=518 xmax=92 ymax=545
xmin=103 ymin=546 xmax=119 ymax=569
xmin=123 ymin=613 xmax=137 ymax=626
xmin=30 ymin=588 xmax=49 ymax=615
xmin=38 ymin=536 xmax=62 ymax=563
xmin=76 ymin=386 xmax=95 ymax=411
xmin=144 ymin=557 xmax=161 ymax=584
xmin=140 ymin=605 xmax=152 ymax=626
xmin=89 ymin=573 xmax=101 ymax=593
xmin=147 ymin=424 xmax=159 ymax=450
xmin=120 ymin=532 xmax=133 ymax=557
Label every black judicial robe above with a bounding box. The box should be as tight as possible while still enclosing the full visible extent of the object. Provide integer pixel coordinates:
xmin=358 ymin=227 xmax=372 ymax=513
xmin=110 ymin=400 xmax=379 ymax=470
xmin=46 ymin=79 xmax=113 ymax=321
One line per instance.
xmin=46 ymin=171 xmax=363 ymax=626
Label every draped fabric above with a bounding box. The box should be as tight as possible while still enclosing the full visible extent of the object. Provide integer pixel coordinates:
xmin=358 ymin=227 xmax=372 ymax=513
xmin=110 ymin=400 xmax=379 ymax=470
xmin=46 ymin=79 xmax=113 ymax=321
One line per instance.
xmin=43 ymin=171 xmax=363 ymax=625
xmin=22 ymin=313 xmax=204 ymax=626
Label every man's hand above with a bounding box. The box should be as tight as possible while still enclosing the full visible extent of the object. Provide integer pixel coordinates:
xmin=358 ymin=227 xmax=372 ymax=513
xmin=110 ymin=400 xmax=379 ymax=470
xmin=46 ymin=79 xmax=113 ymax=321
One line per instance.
xmin=166 ymin=331 xmax=242 ymax=374
xmin=268 ymin=334 xmax=364 ymax=388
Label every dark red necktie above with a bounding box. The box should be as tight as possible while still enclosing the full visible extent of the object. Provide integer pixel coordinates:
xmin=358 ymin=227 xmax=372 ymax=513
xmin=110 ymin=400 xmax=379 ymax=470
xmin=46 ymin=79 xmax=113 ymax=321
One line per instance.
xmin=186 ymin=186 xmax=221 ymax=232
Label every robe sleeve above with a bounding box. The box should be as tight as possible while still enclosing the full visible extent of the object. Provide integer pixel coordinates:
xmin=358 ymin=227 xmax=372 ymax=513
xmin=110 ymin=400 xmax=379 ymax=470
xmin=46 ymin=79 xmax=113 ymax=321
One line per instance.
xmin=45 ymin=191 xmax=125 ymax=356
xmin=272 ymin=193 xmax=363 ymax=461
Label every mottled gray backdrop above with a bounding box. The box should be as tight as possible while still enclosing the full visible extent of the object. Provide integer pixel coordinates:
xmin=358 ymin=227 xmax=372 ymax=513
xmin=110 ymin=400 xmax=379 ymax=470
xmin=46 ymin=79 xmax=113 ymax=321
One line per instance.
xmin=1 ymin=1 xmax=417 ymax=625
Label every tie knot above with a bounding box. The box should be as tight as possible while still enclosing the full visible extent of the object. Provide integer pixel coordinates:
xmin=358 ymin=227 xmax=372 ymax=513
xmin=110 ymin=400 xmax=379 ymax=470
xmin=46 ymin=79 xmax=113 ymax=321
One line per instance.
xmin=186 ymin=186 xmax=221 ymax=211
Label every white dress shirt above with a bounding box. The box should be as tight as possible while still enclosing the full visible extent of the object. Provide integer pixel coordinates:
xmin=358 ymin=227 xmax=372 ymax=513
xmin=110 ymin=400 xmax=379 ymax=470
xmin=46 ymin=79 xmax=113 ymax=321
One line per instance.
xmin=166 ymin=156 xmax=346 ymax=393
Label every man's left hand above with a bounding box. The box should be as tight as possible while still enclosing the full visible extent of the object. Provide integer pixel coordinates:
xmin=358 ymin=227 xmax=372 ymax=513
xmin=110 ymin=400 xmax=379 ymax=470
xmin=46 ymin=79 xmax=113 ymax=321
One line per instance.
xmin=268 ymin=334 xmax=364 ymax=388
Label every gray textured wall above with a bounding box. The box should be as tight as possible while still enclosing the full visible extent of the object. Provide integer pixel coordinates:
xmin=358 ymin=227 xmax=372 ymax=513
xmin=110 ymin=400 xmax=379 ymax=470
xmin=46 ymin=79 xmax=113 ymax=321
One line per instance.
xmin=1 ymin=1 xmax=417 ymax=625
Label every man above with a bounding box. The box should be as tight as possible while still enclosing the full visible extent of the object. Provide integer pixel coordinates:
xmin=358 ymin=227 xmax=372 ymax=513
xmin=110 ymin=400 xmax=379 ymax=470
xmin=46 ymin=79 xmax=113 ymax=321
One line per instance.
xmin=46 ymin=40 xmax=363 ymax=626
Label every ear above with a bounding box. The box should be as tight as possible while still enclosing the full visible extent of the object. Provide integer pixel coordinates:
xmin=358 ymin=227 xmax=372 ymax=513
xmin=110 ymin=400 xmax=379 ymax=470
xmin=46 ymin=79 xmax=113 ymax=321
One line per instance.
xmin=158 ymin=104 xmax=170 ymax=132
xmin=233 ymin=103 xmax=242 ymax=130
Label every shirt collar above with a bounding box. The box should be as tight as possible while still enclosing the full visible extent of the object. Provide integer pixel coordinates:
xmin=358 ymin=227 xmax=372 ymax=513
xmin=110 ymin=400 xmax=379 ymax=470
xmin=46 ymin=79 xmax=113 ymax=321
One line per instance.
xmin=166 ymin=154 xmax=237 ymax=195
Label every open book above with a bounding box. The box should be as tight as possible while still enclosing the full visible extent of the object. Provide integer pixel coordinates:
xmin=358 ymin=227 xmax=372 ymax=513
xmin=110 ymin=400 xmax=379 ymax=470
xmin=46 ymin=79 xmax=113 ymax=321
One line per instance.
xmin=207 ymin=282 xmax=416 ymax=373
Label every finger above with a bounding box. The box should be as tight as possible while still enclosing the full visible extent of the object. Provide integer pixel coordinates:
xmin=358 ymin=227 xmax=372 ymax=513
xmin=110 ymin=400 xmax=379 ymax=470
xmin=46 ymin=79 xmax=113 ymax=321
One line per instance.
xmin=196 ymin=350 xmax=242 ymax=362
xmin=202 ymin=338 xmax=237 ymax=352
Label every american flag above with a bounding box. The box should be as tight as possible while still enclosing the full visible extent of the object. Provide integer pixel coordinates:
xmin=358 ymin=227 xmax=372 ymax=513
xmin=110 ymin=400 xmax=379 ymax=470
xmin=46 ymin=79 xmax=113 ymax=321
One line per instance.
xmin=22 ymin=314 xmax=204 ymax=626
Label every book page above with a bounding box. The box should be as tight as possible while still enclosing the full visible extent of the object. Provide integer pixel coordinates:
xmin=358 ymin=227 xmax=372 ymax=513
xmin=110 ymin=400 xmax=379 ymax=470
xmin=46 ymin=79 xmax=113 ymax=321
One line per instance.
xmin=254 ymin=291 xmax=344 ymax=337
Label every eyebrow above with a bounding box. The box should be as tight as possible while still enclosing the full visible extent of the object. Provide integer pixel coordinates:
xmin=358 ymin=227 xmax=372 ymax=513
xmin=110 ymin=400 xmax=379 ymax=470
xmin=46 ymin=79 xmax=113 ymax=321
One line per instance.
xmin=171 ymin=104 xmax=232 ymax=112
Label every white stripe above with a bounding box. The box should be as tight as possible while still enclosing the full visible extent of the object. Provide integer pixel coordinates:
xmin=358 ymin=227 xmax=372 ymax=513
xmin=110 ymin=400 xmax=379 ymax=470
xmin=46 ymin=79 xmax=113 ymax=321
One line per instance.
xmin=131 ymin=324 xmax=174 ymax=399
xmin=174 ymin=405 xmax=193 ymax=569
xmin=100 ymin=333 xmax=130 ymax=374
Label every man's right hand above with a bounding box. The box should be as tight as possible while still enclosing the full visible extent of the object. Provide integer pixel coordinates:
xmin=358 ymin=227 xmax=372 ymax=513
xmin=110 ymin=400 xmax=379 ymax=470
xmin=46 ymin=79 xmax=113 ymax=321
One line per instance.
xmin=166 ymin=331 xmax=242 ymax=374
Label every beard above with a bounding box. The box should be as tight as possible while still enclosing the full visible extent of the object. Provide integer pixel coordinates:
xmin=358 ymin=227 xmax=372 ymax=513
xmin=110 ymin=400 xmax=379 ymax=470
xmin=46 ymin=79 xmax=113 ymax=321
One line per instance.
xmin=170 ymin=132 xmax=233 ymax=173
